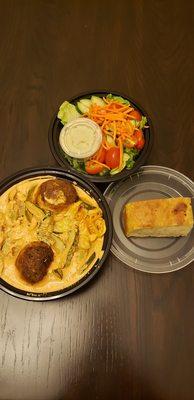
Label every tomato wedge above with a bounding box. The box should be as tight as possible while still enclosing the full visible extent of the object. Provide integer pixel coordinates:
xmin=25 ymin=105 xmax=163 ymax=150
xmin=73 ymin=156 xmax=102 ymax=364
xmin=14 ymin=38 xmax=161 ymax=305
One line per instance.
xmin=129 ymin=109 xmax=142 ymax=121
xmin=93 ymin=146 xmax=106 ymax=163
xmin=105 ymin=147 xmax=120 ymax=169
xmin=133 ymin=129 xmax=145 ymax=150
xmin=85 ymin=161 xmax=104 ymax=175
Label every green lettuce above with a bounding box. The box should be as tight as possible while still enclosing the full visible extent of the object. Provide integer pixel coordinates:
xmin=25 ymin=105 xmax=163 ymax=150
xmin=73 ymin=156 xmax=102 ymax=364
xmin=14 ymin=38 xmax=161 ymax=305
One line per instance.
xmin=58 ymin=101 xmax=81 ymax=125
xmin=72 ymin=159 xmax=85 ymax=171
xmin=60 ymin=151 xmax=85 ymax=172
xmin=106 ymin=94 xmax=130 ymax=105
xmin=124 ymin=148 xmax=139 ymax=169
xmin=138 ymin=116 xmax=147 ymax=129
xmin=130 ymin=116 xmax=147 ymax=129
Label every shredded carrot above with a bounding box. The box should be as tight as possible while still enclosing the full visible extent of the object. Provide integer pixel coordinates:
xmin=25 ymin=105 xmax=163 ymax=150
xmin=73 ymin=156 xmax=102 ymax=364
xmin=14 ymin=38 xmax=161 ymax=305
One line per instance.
xmin=89 ymin=159 xmax=111 ymax=170
xmin=103 ymin=113 xmax=125 ymax=121
xmin=118 ymin=138 xmax=123 ymax=169
xmin=103 ymin=97 xmax=114 ymax=104
xmin=113 ymin=121 xmax=116 ymax=141
xmin=106 ymin=103 xmax=130 ymax=112
xmin=123 ymin=108 xmax=134 ymax=114
xmin=93 ymin=144 xmax=107 ymax=161
xmin=102 ymin=142 xmax=110 ymax=150
xmin=101 ymin=120 xmax=109 ymax=130
xmin=85 ymin=97 xmax=146 ymax=169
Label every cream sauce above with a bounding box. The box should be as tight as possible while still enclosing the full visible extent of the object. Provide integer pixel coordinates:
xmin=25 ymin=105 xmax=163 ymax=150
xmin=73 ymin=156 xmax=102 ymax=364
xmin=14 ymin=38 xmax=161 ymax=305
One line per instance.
xmin=0 ymin=176 xmax=105 ymax=293
xmin=59 ymin=118 xmax=102 ymax=159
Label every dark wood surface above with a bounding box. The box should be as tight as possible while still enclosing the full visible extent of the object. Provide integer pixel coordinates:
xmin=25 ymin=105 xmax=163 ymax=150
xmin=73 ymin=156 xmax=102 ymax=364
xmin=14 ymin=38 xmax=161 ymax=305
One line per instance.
xmin=0 ymin=1 xmax=194 ymax=399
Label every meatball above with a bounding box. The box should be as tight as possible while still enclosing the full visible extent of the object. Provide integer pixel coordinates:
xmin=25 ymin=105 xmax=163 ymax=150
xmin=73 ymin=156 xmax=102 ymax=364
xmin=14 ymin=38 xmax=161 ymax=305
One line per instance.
xmin=36 ymin=179 xmax=78 ymax=212
xmin=15 ymin=241 xmax=54 ymax=284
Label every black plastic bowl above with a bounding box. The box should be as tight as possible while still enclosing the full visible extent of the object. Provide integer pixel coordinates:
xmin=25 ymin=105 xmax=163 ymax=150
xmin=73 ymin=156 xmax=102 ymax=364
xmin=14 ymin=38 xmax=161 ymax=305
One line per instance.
xmin=48 ymin=90 xmax=153 ymax=183
xmin=0 ymin=167 xmax=113 ymax=301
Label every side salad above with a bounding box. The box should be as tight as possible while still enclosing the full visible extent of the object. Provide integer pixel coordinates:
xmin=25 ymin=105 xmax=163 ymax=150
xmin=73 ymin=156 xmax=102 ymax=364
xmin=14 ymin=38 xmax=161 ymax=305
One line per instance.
xmin=57 ymin=94 xmax=148 ymax=176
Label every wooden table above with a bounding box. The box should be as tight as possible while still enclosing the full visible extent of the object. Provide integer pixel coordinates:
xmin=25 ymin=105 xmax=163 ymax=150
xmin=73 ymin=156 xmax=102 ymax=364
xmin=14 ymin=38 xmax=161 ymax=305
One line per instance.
xmin=0 ymin=1 xmax=194 ymax=399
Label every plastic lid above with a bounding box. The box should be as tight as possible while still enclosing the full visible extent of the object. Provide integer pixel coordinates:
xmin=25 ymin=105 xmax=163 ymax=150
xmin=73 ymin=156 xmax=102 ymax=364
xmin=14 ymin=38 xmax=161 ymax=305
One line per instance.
xmin=59 ymin=118 xmax=102 ymax=159
xmin=104 ymin=165 xmax=194 ymax=273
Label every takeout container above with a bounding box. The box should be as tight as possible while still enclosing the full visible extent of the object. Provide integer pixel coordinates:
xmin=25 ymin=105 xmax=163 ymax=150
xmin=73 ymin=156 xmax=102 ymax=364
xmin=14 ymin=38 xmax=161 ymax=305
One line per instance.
xmin=0 ymin=167 xmax=113 ymax=301
xmin=0 ymin=165 xmax=193 ymax=304
xmin=104 ymin=165 xmax=194 ymax=273
xmin=48 ymin=91 xmax=153 ymax=183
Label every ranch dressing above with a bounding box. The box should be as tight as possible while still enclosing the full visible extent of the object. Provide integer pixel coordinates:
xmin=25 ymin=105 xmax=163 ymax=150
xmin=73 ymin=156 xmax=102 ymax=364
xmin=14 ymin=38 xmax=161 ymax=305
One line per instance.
xmin=59 ymin=118 xmax=102 ymax=159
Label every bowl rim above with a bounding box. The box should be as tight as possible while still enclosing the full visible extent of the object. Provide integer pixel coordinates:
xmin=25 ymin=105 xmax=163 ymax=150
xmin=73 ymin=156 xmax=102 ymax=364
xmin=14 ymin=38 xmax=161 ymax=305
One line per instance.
xmin=48 ymin=90 xmax=154 ymax=183
xmin=0 ymin=166 xmax=113 ymax=301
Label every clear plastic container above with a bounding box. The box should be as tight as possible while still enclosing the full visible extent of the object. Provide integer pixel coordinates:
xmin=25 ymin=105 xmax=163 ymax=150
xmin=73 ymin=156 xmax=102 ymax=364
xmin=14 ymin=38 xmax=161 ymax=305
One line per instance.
xmin=104 ymin=165 xmax=194 ymax=273
xmin=59 ymin=118 xmax=102 ymax=159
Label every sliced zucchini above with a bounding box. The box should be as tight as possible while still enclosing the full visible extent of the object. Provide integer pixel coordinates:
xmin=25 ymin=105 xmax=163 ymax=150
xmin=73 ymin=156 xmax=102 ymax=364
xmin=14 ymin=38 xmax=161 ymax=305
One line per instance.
xmin=2 ymin=240 xmax=11 ymax=256
xmin=77 ymin=99 xmax=92 ymax=114
xmin=43 ymin=211 xmax=52 ymax=220
xmin=25 ymin=208 xmax=32 ymax=222
xmin=52 ymin=234 xmax=66 ymax=252
xmin=91 ymin=96 xmax=105 ymax=107
xmin=77 ymin=101 xmax=89 ymax=114
xmin=53 ymin=268 xmax=63 ymax=280
xmin=38 ymin=216 xmax=53 ymax=235
xmin=0 ymin=256 xmax=4 ymax=276
xmin=53 ymin=218 xmax=70 ymax=234
xmin=80 ymin=99 xmax=92 ymax=107
xmin=82 ymin=202 xmax=95 ymax=210
xmin=78 ymin=252 xmax=96 ymax=274
xmin=65 ymin=229 xmax=79 ymax=268
xmin=25 ymin=201 xmax=45 ymax=220
xmin=26 ymin=185 xmax=36 ymax=202
xmin=85 ymin=251 xmax=96 ymax=266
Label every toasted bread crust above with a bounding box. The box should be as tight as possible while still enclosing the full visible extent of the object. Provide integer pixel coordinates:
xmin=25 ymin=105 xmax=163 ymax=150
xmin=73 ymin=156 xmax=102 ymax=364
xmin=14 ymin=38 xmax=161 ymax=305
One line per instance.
xmin=123 ymin=198 xmax=193 ymax=237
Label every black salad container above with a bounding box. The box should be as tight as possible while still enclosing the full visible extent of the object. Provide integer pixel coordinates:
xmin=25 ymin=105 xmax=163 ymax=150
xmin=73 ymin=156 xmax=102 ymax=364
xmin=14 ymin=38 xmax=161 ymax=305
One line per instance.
xmin=48 ymin=91 xmax=153 ymax=183
xmin=0 ymin=167 xmax=113 ymax=301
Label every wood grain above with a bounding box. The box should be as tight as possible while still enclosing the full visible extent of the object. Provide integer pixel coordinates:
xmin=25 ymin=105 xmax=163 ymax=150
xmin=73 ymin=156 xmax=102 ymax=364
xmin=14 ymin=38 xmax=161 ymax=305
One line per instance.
xmin=0 ymin=1 xmax=194 ymax=399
